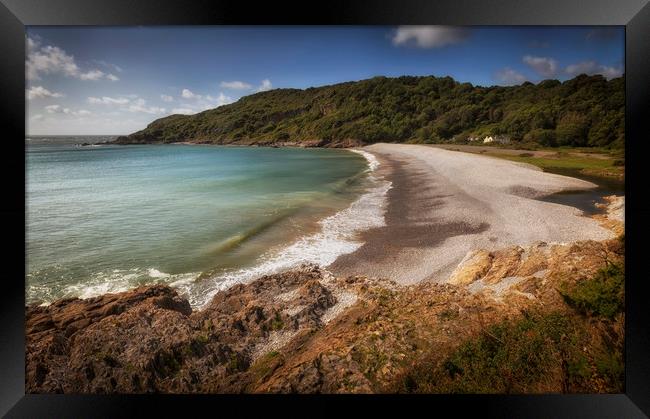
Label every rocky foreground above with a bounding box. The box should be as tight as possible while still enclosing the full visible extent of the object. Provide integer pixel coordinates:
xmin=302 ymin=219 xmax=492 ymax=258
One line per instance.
xmin=27 ymin=229 xmax=624 ymax=393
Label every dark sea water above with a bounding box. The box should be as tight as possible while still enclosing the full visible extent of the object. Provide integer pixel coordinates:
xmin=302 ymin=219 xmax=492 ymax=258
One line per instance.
xmin=26 ymin=137 xmax=388 ymax=307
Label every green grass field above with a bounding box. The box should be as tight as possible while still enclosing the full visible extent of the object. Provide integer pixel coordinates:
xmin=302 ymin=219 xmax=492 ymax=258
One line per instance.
xmin=429 ymin=144 xmax=624 ymax=181
xmin=485 ymin=152 xmax=624 ymax=180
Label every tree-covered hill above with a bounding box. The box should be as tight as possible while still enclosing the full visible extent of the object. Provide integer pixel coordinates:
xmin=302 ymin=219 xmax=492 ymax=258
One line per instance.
xmin=115 ymin=74 xmax=624 ymax=148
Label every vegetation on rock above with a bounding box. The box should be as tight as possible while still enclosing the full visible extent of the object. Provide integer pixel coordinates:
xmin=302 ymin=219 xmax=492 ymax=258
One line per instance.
xmin=393 ymin=236 xmax=625 ymax=394
xmin=559 ymin=262 xmax=625 ymax=320
xmin=395 ymin=309 xmax=624 ymax=393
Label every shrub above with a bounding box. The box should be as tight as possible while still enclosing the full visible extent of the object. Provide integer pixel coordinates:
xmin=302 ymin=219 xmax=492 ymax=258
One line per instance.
xmin=393 ymin=312 xmax=590 ymax=394
xmin=270 ymin=312 xmax=284 ymax=330
xmin=594 ymin=346 xmax=625 ymax=392
xmin=440 ymin=312 xmax=573 ymax=393
xmin=392 ymin=308 xmax=623 ymax=394
xmin=559 ymin=263 xmax=624 ymax=319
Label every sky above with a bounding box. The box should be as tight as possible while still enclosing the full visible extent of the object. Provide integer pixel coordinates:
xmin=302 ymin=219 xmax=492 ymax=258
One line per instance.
xmin=25 ymin=26 xmax=625 ymax=135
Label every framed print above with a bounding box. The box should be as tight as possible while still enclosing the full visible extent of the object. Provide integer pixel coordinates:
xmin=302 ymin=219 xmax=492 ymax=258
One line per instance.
xmin=1 ymin=0 xmax=649 ymax=416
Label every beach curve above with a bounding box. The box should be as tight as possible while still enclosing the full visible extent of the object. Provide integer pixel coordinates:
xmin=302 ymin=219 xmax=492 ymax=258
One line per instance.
xmin=328 ymin=143 xmax=616 ymax=284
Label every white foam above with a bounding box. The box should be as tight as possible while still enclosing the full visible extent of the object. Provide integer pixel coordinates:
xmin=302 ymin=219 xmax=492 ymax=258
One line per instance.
xmin=350 ymin=149 xmax=380 ymax=171
xmin=148 ymin=268 xmax=169 ymax=278
xmin=190 ymin=149 xmax=391 ymax=308
xmin=55 ymin=268 xmax=199 ymax=302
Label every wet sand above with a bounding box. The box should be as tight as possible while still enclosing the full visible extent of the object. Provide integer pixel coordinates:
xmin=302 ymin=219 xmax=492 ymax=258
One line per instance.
xmin=328 ymin=143 xmax=616 ymax=284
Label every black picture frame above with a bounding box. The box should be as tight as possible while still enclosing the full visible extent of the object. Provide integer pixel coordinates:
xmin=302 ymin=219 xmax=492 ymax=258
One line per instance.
xmin=2 ymin=0 xmax=649 ymax=416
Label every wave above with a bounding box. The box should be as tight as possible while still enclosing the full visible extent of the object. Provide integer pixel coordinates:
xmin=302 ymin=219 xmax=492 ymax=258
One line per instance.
xmin=349 ymin=149 xmax=380 ymax=171
xmin=27 ymin=267 xmax=199 ymax=305
xmin=199 ymin=208 xmax=299 ymax=257
xmin=148 ymin=268 xmax=169 ymax=278
xmin=183 ymin=148 xmax=392 ymax=308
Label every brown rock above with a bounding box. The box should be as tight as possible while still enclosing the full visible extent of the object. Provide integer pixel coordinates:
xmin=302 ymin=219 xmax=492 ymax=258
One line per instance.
xmin=482 ymin=246 xmax=524 ymax=284
xmin=26 ymin=264 xmax=339 ymax=394
xmin=448 ymin=250 xmax=492 ymax=285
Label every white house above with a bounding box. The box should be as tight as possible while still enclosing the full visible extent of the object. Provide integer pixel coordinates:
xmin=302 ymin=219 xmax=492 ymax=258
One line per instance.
xmin=483 ymin=135 xmax=511 ymax=144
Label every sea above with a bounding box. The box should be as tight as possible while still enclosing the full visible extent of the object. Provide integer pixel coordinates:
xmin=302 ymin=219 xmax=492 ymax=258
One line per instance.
xmin=26 ymin=136 xmax=390 ymax=308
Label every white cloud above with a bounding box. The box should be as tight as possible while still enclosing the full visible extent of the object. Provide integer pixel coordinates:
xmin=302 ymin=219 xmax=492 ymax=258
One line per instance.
xmin=92 ymin=60 xmax=123 ymax=73
xmin=86 ymin=95 xmax=167 ymax=114
xmin=523 ymin=55 xmax=558 ymax=78
xmin=565 ymin=61 xmax=623 ymax=79
xmin=28 ymin=114 xmax=148 ymax=136
xmin=26 ymin=36 xmax=119 ymax=82
xmin=44 ymin=105 xmax=91 ymax=117
xmin=220 ymin=80 xmax=253 ymax=90
xmin=495 ymin=67 xmax=527 ymax=85
xmin=392 ymin=26 xmax=469 ymax=48
xmin=160 ymin=94 xmax=174 ymax=102
xmin=26 ymin=85 xmax=64 ymax=100
xmin=206 ymin=92 xmax=233 ymax=106
xmin=79 ymin=69 xmax=105 ymax=81
xmin=27 ymin=35 xmax=40 ymax=51
xmin=30 ymin=114 xmax=43 ymax=121
xmin=181 ymin=88 xmax=200 ymax=99
xmin=171 ymin=108 xmax=196 ymax=115
xmin=27 ymin=44 xmax=80 ymax=80
xmin=256 ymin=79 xmax=273 ymax=92
xmin=178 ymin=89 xmax=233 ymax=112
xmin=88 ymin=96 xmax=130 ymax=105
xmin=106 ymin=73 xmax=120 ymax=81
xmin=127 ymin=98 xmax=166 ymax=115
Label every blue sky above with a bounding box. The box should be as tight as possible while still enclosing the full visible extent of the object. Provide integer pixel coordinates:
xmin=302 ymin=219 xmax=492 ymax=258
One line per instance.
xmin=26 ymin=26 xmax=624 ymax=135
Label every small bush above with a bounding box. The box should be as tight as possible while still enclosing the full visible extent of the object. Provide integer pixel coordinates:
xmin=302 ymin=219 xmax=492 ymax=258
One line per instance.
xmin=559 ymin=263 xmax=624 ymax=319
xmin=393 ymin=312 xmax=586 ymax=393
xmin=594 ymin=347 xmax=625 ymax=392
xmin=440 ymin=313 xmax=573 ymax=393
xmin=270 ymin=312 xmax=284 ymax=330
xmin=438 ymin=309 xmax=460 ymax=321
xmin=392 ymin=308 xmax=626 ymax=394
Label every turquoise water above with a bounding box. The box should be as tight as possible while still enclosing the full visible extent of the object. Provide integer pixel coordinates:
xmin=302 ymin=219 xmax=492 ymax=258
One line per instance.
xmin=26 ymin=139 xmax=378 ymax=307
